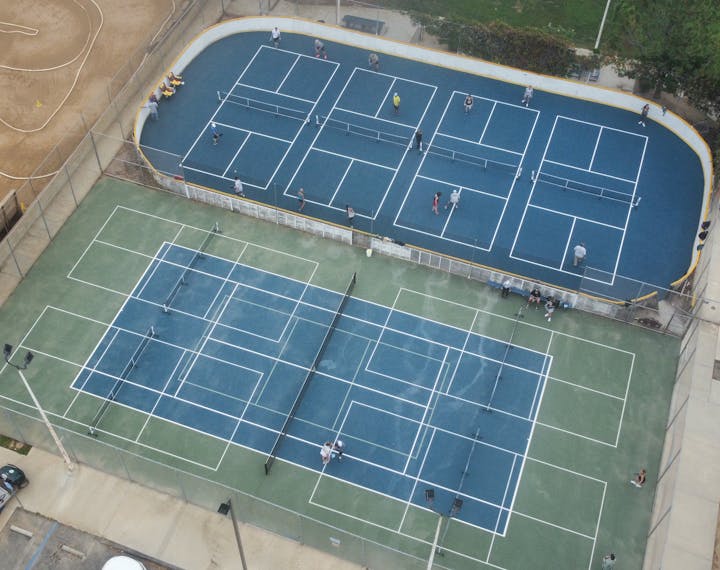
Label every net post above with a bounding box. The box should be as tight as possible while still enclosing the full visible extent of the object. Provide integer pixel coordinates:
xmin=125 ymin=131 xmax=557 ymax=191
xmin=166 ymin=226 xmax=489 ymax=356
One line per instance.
xmin=315 ymin=114 xmax=319 ymax=127
xmin=345 ymin=123 xmax=350 ymax=136
xmin=217 ymin=90 xmax=222 ymax=103
xmin=162 ymin=304 xmax=169 ymax=314
xmin=376 ymin=131 xmax=380 ymax=143
xmin=482 ymin=159 xmax=487 ymax=171
xmin=451 ymin=151 xmax=456 ymax=162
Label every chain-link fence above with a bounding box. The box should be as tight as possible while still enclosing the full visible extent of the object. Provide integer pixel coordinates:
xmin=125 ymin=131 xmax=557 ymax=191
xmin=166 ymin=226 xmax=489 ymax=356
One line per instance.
xmin=0 ymin=3 xmax=719 ymax=569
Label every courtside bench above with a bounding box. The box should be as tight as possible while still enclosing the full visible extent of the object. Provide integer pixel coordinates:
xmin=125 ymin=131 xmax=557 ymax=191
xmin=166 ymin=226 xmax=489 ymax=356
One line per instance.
xmin=486 ymin=279 xmax=573 ymax=309
xmin=341 ymin=15 xmax=385 ymax=35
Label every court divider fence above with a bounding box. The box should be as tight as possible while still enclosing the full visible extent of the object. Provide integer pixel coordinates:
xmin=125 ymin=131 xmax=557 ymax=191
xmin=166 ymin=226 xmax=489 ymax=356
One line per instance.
xmin=0 ymin=1 xmax=719 ymax=568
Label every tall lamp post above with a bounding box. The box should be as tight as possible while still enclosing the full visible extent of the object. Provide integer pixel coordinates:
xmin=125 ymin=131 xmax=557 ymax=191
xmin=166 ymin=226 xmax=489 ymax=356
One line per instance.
xmin=3 ymin=344 xmax=74 ymax=471
xmin=218 ymin=498 xmax=249 ymax=570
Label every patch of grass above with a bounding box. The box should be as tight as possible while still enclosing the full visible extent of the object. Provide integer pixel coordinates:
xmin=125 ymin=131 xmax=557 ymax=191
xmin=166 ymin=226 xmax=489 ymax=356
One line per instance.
xmin=387 ymin=0 xmax=605 ymax=48
xmin=0 ymin=435 xmax=31 ymax=455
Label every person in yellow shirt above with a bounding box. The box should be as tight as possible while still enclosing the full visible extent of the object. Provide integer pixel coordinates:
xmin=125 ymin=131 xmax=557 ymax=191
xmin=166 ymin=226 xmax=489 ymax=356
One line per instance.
xmin=392 ymin=92 xmax=400 ymax=114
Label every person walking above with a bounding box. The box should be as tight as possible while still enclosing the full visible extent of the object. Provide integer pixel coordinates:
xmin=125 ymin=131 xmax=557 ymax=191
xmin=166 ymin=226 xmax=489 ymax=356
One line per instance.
xmin=445 ymin=189 xmax=460 ymax=210
xmin=332 ymin=439 xmax=345 ymax=461
xmin=432 ymin=191 xmax=441 ymax=215
xmin=464 ymin=94 xmax=474 ymax=114
xmin=320 ymin=442 xmax=333 ymax=465
xmin=638 ymin=103 xmax=650 ymax=127
xmin=573 ymin=242 xmax=587 ymax=267
xmin=601 ymin=553 xmax=616 ymax=569
xmin=345 ymin=204 xmax=355 ymax=227
xmin=544 ymin=297 xmax=556 ymax=322
xmin=414 ymin=129 xmax=423 ymax=153
xmin=368 ymin=52 xmax=379 ymax=71
xmin=270 ymin=26 xmax=281 ymax=47
xmin=232 ymin=176 xmax=245 ymax=197
xmin=392 ymin=92 xmax=401 ymax=114
xmin=297 ymin=188 xmax=306 ymax=211
xmin=211 ymin=122 xmax=222 ymax=145
xmin=521 ymin=85 xmax=534 ymax=107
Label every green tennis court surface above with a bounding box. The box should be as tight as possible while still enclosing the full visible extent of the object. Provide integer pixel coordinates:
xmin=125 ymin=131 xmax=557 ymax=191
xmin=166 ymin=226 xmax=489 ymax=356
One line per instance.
xmin=0 ymin=178 xmax=678 ymax=569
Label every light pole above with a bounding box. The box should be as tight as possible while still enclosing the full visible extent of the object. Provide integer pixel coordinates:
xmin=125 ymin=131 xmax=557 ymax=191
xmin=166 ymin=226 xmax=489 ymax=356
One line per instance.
xmin=218 ymin=498 xmax=249 ymax=569
xmin=3 ymin=344 xmax=74 ymax=471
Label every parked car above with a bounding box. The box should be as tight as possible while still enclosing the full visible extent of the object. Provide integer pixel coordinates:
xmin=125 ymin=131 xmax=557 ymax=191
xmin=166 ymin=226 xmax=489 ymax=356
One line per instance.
xmin=0 ymin=464 xmax=28 ymax=513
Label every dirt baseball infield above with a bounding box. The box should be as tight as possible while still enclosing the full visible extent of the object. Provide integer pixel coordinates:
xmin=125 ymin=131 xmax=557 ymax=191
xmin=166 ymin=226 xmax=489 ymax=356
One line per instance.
xmin=0 ymin=0 xmax=175 ymax=201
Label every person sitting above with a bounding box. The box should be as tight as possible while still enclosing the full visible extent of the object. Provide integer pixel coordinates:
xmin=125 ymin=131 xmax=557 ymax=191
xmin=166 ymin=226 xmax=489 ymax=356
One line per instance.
xmin=159 ymin=81 xmax=175 ymax=98
xmin=631 ymin=468 xmax=647 ymax=488
xmin=527 ymin=287 xmax=542 ymax=308
xmin=501 ymin=279 xmax=511 ymax=298
xmin=168 ymin=71 xmax=184 ymax=87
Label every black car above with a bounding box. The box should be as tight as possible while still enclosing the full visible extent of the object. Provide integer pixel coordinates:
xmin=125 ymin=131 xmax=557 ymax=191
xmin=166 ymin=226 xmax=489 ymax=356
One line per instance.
xmin=0 ymin=464 xmax=28 ymax=489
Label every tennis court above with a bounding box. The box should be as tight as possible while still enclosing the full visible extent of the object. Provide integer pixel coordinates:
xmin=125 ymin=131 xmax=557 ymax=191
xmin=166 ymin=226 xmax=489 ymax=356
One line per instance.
xmin=139 ymin=27 xmax=705 ymax=298
xmin=0 ymin=179 xmax=679 ymax=569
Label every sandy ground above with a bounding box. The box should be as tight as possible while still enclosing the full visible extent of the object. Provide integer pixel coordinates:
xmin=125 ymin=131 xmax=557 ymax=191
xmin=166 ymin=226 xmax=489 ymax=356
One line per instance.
xmin=0 ymin=0 xmax=176 ymax=201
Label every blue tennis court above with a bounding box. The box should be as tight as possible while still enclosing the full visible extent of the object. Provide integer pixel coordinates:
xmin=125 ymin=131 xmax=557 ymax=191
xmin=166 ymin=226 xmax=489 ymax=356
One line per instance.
xmin=139 ymin=30 xmax=704 ymax=299
xmin=71 ymin=234 xmax=550 ymax=533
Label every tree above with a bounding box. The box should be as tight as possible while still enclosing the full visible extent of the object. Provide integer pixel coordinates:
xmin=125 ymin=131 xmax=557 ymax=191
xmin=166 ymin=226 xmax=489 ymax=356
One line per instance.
xmin=606 ymin=0 xmax=720 ymax=112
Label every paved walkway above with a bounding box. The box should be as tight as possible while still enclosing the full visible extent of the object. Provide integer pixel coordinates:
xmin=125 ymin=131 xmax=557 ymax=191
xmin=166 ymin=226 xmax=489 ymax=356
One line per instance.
xmin=0 ymin=446 xmax=362 ymax=570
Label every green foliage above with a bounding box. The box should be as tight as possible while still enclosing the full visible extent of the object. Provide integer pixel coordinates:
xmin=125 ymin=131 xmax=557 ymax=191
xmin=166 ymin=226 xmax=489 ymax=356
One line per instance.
xmin=384 ymin=0 xmax=604 ymax=48
xmin=411 ymin=14 xmax=580 ymax=76
xmin=605 ymin=0 xmax=720 ymax=112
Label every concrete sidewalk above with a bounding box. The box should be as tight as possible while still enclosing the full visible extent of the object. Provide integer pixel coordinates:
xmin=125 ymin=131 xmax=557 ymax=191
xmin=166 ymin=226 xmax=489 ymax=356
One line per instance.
xmin=0 ymin=446 xmax=362 ymax=570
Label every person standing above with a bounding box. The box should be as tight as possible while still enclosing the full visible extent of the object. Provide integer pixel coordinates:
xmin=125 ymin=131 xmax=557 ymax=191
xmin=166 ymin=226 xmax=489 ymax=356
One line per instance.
xmin=414 ymin=129 xmax=423 ymax=153
xmin=320 ymin=442 xmax=333 ymax=465
xmin=345 ymin=204 xmax=355 ymax=227
xmin=297 ymin=188 xmax=306 ymax=211
xmin=332 ymin=439 xmax=345 ymax=461
xmin=432 ymin=191 xmax=441 ymax=215
xmin=601 ymin=553 xmax=616 ymax=569
xmin=521 ymin=85 xmax=534 ymax=107
xmin=445 ymin=189 xmax=460 ymax=210
xmin=464 ymin=94 xmax=474 ymax=114
xmin=314 ymin=39 xmax=327 ymax=59
xmin=544 ymin=297 xmax=556 ymax=322
xmin=573 ymin=242 xmax=587 ymax=267
xmin=501 ymin=279 xmax=511 ymax=298
xmin=211 ymin=122 xmax=222 ymax=145
xmin=368 ymin=52 xmax=379 ymax=71
xmin=270 ymin=26 xmax=281 ymax=47
xmin=232 ymin=176 xmax=245 ymax=197
xmin=638 ymin=103 xmax=650 ymax=127
xmin=146 ymin=99 xmax=158 ymax=120
xmin=392 ymin=92 xmax=401 ymax=114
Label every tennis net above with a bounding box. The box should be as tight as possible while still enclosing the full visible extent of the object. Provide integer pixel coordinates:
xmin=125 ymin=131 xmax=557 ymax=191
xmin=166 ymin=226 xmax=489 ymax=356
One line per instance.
xmin=536 ymin=172 xmax=638 ymax=205
xmin=264 ymin=272 xmax=357 ymax=475
xmin=425 ymin=144 xmax=521 ymax=177
xmin=315 ymin=115 xmax=411 ymax=148
xmin=163 ymin=222 xmax=220 ymax=313
xmin=88 ymin=325 xmax=156 ymax=436
xmin=217 ymin=91 xmax=310 ymax=123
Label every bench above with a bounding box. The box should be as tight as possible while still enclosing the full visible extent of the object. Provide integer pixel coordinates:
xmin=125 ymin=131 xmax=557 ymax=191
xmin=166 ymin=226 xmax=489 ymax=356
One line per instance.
xmin=486 ymin=280 xmax=572 ymax=309
xmin=342 ymin=15 xmax=385 ymax=35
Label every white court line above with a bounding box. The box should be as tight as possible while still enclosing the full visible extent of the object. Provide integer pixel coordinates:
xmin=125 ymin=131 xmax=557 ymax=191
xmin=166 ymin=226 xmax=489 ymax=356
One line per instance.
xmin=135 ymin=350 xmax=186 ymax=443
xmin=398 ymin=428 xmax=437 ymax=532
xmin=276 ymin=53 xmax=302 ymax=92
xmin=402 ymin=346 xmax=448 ymax=473
xmin=311 ymin=146 xmax=394 ymax=171
xmin=67 ymin=204 xmax=121 ymax=281
xmin=174 ymin=284 xmax=239 ymax=397
xmin=434 ymin=131 xmax=524 ymax=156
xmin=542 ymin=159 xmax=637 ymax=185
xmin=443 ymin=310 xmax=479 ymax=394
xmin=418 ymin=173 xmax=507 ymax=200
xmin=587 ymin=479 xmax=608 ymax=570
xmin=335 ymin=106 xmax=418 ymax=131
xmin=588 ymin=126 xmax=603 ymax=172
xmin=375 ymin=77 xmax=397 ymax=116
xmin=283 ymin=67 xmax=364 ymax=198
xmin=331 ymin=339 xmax=372 ymax=431
xmin=478 ymin=100 xmax=497 ymax=144
xmin=222 ymin=132 xmax=251 ymax=178
xmin=136 ymin=226 xmax=186 ymax=299
xmin=234 ymin=81 xmax=317 ymax=104
xmin=487 ymin=453 xmax=517 ymax=557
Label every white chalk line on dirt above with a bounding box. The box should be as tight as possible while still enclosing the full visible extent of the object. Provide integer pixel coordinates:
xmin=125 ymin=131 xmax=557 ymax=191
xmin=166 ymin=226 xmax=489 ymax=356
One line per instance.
xmin=0 ymin=0 xmax=175 ymax=181
xmin=0 ymin=22 xmax=39 ymax=36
